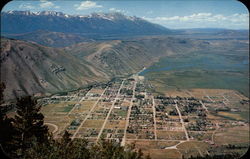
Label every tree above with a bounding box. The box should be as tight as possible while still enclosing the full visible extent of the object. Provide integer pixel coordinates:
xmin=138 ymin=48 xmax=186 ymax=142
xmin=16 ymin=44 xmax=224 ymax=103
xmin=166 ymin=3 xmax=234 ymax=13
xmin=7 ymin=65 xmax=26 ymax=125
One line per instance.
xmin=0 ymin=82 xmax=17 ymax=158
xmin=13 ymin=96 xmax=49 ymax=157
xmin=0 ymin=82 xmax=5 ymax=104
xmin=0 ymin=112 xmax=17 ymax=158
xmin=89 ymin=137 xmax=144 ymax=159
xmin=0 ymin=83 xmax=147 ymax=158
xmin=187 ymin=152 xmax=241 ymax=159
xmin=145 ymin=154 xmax=151 ymax=159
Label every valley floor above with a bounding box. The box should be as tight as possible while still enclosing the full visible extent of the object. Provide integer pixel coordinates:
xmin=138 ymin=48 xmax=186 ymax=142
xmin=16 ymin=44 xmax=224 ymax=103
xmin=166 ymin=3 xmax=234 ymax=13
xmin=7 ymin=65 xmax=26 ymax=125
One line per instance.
xmin=38 ymin=72 xmax=249 ymax=159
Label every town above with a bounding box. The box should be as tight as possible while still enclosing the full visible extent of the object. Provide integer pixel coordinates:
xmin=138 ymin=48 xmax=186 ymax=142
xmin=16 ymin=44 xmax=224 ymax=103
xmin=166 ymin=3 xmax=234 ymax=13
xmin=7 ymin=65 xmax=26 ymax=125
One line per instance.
xmin=38 ymin=73 xmax=249 ymax=158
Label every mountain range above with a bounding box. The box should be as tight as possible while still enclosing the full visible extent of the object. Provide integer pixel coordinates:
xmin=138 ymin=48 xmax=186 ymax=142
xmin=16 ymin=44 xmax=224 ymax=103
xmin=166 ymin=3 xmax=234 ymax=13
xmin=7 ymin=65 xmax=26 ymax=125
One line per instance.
xmin=1 ymin=11 xmax=171 ymax=36
xmin=3 ymin=30 xmax=94 ymax=47
xmin=0 ymin=11 xmax=248 ymax=101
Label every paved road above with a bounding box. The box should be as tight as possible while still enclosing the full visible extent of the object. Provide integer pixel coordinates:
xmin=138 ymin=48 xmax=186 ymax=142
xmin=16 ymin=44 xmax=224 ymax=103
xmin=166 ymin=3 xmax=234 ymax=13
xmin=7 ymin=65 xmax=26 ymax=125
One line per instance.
xmin=174 ymin=100 xmax=189 ymax=141
xmin=221 ymin=94 xmax=229 ymax=102
xmin=96 ymin=80 xmax=125 ymax=142
xmin=152 ymin=96 xmax=157 ymax=140
xmin=68 ymin=89 xmax=91 ymax=115
xmin=233 ymin=91 xmax=244 ymax=99
xmin=199 ymin=100 xmax=208 ymax=113
xmin=164 ymin=140 xmax=186 ymax=149
xmin=44 ymin=122 xmax=58 ymax=134
xmin=212 ymin=123 xmax=219 ymax=143
xmin=51 ymin=95 xmax=76 ymax=98
xmin=206 ymin=95 xmax=214 ymax=102
xmin=127 ymin=139 xmax=186 ymax=142
xmin=71 ymin=86 xmax=108 ymax=139
xmin=185 ymin=90 xmax=194 ymax=97
xmin=121 ymin=78 xmax=137 ymax=146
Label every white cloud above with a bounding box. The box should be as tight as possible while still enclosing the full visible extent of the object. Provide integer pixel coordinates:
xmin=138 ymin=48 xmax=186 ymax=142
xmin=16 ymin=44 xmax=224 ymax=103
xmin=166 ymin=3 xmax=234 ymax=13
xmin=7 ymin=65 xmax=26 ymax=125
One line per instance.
xmin=40 ymin=1 xmax=54 ymax=8
xmin=75 ymin=1 xmax=102 ymax=10
xmin=109 ymin=8 xmax=122 ymax=12
xmin=143 ymin=13 xmax=249 ymax=29
xmin=40 ymin=1 xmax=60 ymax=9
xmin=144 ymin=13 xmax=249 ymax=23
xmin=19 ymin=3 xmax=35 ymax=9
xmin=109 ymin=8 xmax=128 ymax=14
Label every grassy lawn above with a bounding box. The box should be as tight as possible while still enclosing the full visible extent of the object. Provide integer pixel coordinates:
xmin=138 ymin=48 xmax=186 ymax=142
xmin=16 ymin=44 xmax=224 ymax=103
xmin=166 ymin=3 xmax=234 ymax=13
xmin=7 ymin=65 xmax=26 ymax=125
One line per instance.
xmin=217 ymin=111 xmax=245 ymax=121
xmin=62 ymin=104 xmax=75 ymax=112
xmin=81 ymin=119 xmax=105 ymax=128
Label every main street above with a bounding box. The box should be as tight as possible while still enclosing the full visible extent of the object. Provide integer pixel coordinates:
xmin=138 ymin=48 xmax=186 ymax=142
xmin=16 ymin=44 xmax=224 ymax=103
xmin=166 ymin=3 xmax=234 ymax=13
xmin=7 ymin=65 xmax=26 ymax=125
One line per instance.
xmin=174 ymin=100 xmax=189 ymax=141
xmin=121 ymin=76 xmax=137 ymax=146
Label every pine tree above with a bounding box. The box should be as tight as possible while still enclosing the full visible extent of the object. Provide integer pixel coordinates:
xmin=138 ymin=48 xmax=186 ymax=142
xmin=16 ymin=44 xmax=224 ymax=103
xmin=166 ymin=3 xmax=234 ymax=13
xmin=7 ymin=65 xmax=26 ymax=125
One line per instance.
xmin=13 ymin=96 xmax=49 ymax=157
xmin=0 ymin=82 xmax=17 ymax=158
xmin=0 ymin=82 xmax=5 ymax=104
xmin=61 ymin=130 xmax=71 ymax=145
xmin=0 ymin=83 xmax=146 ymax=158
xmin=145 ymin=154 xmax=151 ymax=159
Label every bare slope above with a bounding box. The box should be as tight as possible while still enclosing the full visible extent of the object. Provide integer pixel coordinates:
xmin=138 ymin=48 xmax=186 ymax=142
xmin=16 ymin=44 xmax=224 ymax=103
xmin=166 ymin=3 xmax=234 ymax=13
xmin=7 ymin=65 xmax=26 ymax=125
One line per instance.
xmin=1 ymin=36 xmax=209 ymax=100
xmin=0 ymin=38 xmax=108 ymax=100
xmin=65 ymin=36 xmax=206 ymax=76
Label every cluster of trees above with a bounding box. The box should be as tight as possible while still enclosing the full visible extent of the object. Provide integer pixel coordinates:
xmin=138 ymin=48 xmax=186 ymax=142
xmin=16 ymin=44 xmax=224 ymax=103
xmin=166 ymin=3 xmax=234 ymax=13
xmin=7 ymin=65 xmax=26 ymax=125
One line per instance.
xmin=0 ymin=83 xmax=149 ymax=159
xmin=120 ymin=88 xmax=133 ymax=96
xmin=169 ymin=109 xmax=178 ymax=116
xmin=187 ymin=119 xmax=207 ymax=131
xmin=135 ymin=94 xmax=145 ymax=99
xmin=155 ymin=105 xmax=165 ymax=112
xmin=226 ymin=144 xmax=249 ymax=150
xmin=187 ymin=153 xmax=241 ymax=159
xmin=181 ymin=102 xmax=202 ymax=115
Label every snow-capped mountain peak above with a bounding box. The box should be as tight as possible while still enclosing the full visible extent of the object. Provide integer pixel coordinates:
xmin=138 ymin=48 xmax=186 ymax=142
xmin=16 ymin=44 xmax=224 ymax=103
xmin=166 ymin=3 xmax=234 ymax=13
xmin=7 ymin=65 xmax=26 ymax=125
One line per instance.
xmin=3 ymin=10 xmax=141 ymax=22
xmin=2 ymin=10 xmax=170 ymax=35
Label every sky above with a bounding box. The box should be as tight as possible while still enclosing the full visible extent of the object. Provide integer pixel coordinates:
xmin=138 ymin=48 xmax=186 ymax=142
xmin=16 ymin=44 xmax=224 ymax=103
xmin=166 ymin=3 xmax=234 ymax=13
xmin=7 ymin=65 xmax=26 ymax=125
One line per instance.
xmin=2 ymin=0 xmax=249 ymax=29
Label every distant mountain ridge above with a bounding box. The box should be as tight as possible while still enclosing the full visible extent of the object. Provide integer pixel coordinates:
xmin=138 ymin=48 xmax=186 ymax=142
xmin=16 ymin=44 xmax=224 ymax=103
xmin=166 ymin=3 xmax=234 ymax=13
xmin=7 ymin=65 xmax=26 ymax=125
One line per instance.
xmin=2 ymin=30 xmax=94 ymax=47
xmin=1 ymin=11 xmax=171 ymax=36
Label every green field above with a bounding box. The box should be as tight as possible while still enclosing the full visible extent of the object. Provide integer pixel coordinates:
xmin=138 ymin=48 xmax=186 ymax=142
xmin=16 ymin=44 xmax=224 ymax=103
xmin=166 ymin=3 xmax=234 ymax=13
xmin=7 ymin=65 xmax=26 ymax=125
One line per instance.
xmin=141 ymin=51 xmax=249 ymax=97
xmin=62 ymin=104 xmax=75 ymax=112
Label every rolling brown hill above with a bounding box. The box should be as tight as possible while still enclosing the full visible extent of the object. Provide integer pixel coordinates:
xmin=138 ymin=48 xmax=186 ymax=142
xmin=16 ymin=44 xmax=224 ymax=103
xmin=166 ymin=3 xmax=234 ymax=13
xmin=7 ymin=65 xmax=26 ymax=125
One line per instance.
xmin=0 ymin=38 xmax=108 ymax=100
xmin=1 ymin=36 xmax=209 ymax=101
xmin=65 ymin=36 xmax=206 ymax=76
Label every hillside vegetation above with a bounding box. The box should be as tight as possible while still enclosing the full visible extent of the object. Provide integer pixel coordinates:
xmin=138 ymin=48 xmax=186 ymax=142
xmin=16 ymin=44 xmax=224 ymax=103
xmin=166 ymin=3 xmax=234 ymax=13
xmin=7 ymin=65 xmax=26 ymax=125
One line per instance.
xmin=1 ymin=36 xmax=207 ymax=100
xmin=0 ymin=38 xmax=107 ymax=100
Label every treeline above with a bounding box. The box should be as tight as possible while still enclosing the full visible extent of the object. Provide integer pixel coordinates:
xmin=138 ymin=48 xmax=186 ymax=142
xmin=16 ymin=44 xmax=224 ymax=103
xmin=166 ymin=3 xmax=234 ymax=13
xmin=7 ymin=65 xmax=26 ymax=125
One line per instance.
xmin=187 ymin=153 xmax=242 ymax=159
xmin=0 ymin=83 xmax=149 ymax=159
